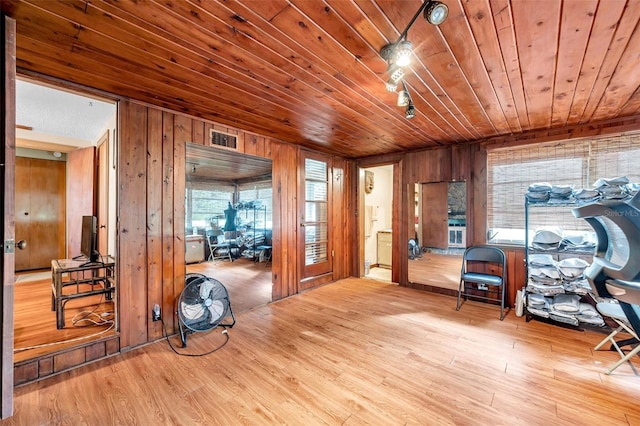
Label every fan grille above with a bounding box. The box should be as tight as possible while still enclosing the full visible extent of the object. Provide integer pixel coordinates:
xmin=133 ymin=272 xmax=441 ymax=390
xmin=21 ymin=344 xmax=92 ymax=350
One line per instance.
xmin=178 ymin=275 xmax=231 ymax=332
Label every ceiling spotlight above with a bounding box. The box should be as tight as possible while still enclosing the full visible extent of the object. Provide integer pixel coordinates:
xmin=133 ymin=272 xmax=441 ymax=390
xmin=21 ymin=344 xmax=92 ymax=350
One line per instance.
xmin=424 ymin=1 xmax=449 ymax=26
xmin=393 ymin=40 xmax=413 ymax=67
xmin=387 ymin=64 xmax=405 ymax=83
xmin=405 ymin=103 xmax=416 ymax=119
xmin=397 ymin=91 xmax=410 ymax=107
xmin=386 ymin=79 xmax=399 ymax=92
xmin=397 ymin=82 xmax=411 ymax=107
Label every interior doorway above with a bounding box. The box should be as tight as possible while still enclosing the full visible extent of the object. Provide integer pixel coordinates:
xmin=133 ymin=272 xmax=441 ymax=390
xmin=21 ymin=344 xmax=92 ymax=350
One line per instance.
xmin=361 ymin=164 xmax=394 ymax=283
xmin=13 ymin=78 xmax=118 ymax=362
xmin=185 ymin=143 xmax=273 ymax=313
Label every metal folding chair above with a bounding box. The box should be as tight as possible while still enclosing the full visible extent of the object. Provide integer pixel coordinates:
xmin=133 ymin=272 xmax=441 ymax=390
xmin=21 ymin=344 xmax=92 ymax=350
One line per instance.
xmin=595 ymin=302 xmax=640 ymax=374
xmin=456 ymin=245 xmax=507 ymax=320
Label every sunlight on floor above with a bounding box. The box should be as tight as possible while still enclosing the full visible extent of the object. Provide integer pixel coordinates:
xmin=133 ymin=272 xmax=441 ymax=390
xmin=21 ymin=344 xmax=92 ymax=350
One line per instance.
xmin=365 ymin=266 xmax=391 ymax=282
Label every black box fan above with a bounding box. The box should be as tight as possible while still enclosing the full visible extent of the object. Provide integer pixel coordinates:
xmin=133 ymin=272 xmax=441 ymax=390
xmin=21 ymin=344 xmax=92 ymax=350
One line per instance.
xmin=178 ymin=273 xmax=235 ymax=347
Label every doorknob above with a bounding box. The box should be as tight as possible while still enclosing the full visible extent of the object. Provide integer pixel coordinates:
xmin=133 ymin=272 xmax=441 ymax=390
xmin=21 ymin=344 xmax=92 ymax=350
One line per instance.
xmin=16 ymin=240 xmax=27 ymax=250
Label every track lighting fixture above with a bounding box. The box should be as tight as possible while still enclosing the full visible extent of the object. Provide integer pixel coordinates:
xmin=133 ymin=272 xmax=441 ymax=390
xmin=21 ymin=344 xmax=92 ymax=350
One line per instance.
xmin=397 ymin=91 xmax=410 ymax=108
xmin=392 ymin=40 xmax=413 ymax=67
xmin=385 ymin=64 xmax=405 ymax=92
xmin=397 ymin=81 xmax=411 ymax=107
xmin=424 ymin=1 xmax=449 ymax=26
xmin=405 ymin=103 xmax=416 ymax=119
xmin=379 ymin=1 xmax=448 ymax=118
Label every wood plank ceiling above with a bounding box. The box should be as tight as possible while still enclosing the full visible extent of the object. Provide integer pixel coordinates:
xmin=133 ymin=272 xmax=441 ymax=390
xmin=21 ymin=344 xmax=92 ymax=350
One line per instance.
xmin=3 ymin=0 xmax=640 ymax=158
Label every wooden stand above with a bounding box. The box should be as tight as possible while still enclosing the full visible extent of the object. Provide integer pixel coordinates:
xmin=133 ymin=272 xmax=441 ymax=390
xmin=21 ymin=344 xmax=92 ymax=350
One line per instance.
xmin=51 ymin=256 xmax=115 ymax=329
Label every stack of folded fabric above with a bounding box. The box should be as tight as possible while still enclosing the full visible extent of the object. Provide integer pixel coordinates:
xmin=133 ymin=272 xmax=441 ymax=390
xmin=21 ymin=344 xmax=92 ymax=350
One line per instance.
xmin=528 ymin=254 xmax=555 ymax=267
xmin=626 ymin=182 xmax=640 ymax=197
xmin=531 ymin=228 xmax=563 ymax=251
xmin=558 ymin=235 xmax=596 ymax=253
xmin=526 ymin=253 xmax=563 ymax=296
xmin=528 ymin=265 xmax=560 ymax=284
xmin=573 ymin=188 xmax=601 ymax=203
xmin=556 ymin=257 xmax=590 ymax=281
xmin=574 ymin=302 xmax=605 ymax=326
xmin=525 ymin=182 xmax=551 ymax=203
xmin=526 ymin=279 xmax=565 ymax=296
xmin=549 ymin=294 xmax=581 ymax=326
xmin=526 ymin=293 xmax=551 ymax=318
xmin=593 ymin=176 xmax=630 ymax=200
xmin=548 ymin=184 xmax=574 ymax=203
xmin=562 ymin=278 xmax=592 ymax=295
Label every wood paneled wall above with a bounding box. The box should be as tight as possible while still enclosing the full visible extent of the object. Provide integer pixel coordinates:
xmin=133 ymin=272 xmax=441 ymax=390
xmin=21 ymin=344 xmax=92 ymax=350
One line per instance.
xmin=377 ymin=143 xmax=524 ymax=308
xmin=117 ymin=100 xmax=355 ymax=350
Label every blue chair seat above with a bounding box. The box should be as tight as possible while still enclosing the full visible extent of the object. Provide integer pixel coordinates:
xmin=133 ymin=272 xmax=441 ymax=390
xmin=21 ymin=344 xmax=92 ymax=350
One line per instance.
xmin=461 ymin=272 xmax=503 ymax=286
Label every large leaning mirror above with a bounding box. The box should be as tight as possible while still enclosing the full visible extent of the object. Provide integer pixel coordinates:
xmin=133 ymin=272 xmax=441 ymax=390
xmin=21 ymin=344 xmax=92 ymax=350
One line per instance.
xmin=408 ymin=181 xmax=466 ymax=291
xmin=14 ymin=79 xmax=118 ymax=363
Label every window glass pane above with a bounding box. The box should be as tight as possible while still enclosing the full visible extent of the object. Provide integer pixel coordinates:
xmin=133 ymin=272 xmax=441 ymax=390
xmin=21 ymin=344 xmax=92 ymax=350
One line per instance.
xmin=306 ymin=243 xmax=328 ymax=264
xmin=304 ymin=157 xmax=329 ymax=266
xmin=238 ymin=182 xmax=273 ymax=229
xmin=304 ymin=224 xmax=327 ymax=244
xmin=306 ymin=181 xmax=327 ymax=201
xmin=305 ymin=158 xmax=327 ymax=181
xmin=187 ymin=189 xmax=233 ymax=228
xmin=305 ymin=201 xmax=327 ymax=222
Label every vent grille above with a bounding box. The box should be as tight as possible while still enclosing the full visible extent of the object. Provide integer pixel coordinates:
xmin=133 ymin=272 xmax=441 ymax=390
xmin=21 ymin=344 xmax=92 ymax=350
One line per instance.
xmin=209 ymin=130 xmax=237 ymax=149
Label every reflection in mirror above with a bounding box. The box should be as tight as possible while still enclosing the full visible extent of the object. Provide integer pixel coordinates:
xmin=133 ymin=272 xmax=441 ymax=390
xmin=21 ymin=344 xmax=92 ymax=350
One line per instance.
xmin=408 ymin=181 xmax=466 ymax=291
xmin=14 ymin=79 xmax=118 ymax=363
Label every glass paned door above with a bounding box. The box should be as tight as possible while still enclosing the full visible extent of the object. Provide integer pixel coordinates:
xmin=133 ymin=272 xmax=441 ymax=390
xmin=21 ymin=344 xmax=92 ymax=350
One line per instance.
xmin=301 ymin=154 xmax=332 ymax=277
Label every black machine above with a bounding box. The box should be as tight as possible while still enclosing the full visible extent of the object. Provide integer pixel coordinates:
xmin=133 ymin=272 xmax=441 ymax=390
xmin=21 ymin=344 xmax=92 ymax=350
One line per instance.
xmin=80 ymin=215 xmax=100 ymax=263
xmin=573 ymin=192 xmax=640 ymax=374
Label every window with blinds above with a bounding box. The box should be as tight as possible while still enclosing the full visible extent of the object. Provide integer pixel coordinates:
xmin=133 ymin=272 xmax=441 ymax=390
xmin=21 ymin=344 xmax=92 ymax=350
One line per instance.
xmin=186 ymin=187 xmax=234 ymax=229
xmin=238 ymin=180 xmax=273 ymax=229
xmin=487 ymin=133 xmax=640 ymax=244
xmin=304 ymin=158 xmax=329 ymax=265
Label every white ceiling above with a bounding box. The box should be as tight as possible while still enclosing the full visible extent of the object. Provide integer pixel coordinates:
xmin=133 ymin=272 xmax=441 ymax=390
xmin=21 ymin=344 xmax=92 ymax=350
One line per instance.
xmin=16 ymin=79 xmax=116 ymax=144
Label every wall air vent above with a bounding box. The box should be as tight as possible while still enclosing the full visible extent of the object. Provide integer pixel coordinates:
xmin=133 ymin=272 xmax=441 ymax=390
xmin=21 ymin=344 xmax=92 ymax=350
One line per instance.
xmin=209 ymin=129 xmax=237 ymax=149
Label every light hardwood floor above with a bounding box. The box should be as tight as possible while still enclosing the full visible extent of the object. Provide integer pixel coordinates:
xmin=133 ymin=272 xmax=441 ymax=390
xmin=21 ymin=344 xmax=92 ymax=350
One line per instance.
xmin=408 ymin=252 xmax=462 ymax=290
xmin=4 ymin=277 xmax=640 ymax=425
xmin=13 ymin=273 xmax=116 ymax=363
xmin=13 ymin=258 xmax=271 ymax=363
xmin=186 ymin=257 xmax=272 ymax=313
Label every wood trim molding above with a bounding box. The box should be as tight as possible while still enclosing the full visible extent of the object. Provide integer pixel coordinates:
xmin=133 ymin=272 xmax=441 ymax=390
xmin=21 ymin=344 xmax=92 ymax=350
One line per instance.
xmin=13 ymin=335 xmax=120 ymax=387
xmin=2 ymin=14 xmax=16 ymax=420
xmin=481 ymin=115 xmax=640 ymax=150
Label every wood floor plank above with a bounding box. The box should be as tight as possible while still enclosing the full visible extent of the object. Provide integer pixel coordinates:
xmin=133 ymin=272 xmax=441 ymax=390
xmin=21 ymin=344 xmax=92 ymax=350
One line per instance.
xmin=4 ymin=277 xmax=640 ymax=424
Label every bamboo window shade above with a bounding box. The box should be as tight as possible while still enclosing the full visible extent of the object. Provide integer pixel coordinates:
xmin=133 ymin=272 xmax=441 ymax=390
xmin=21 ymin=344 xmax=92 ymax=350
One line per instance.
xmin=487 ymin=133 xmax=640 ymax=240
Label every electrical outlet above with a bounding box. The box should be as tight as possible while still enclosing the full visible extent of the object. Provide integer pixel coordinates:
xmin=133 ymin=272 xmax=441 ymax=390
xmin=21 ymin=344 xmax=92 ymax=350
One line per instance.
xmin=152 ymin=304 xmax=161 ymax=321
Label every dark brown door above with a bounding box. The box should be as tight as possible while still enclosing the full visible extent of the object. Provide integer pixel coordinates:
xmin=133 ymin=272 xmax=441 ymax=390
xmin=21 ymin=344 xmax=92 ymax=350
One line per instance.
xmin=421 ymin=182 xmax=449 ymax=249
xmin=299 ymin=151 xmax=333 ymax=278
xmin=66 ymin=146 xmax=96 ymax=258
xmin=15 ymin=157 xmax=66 ymax=271
xmin=97 ymin=132 xmax=109 ymax=256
